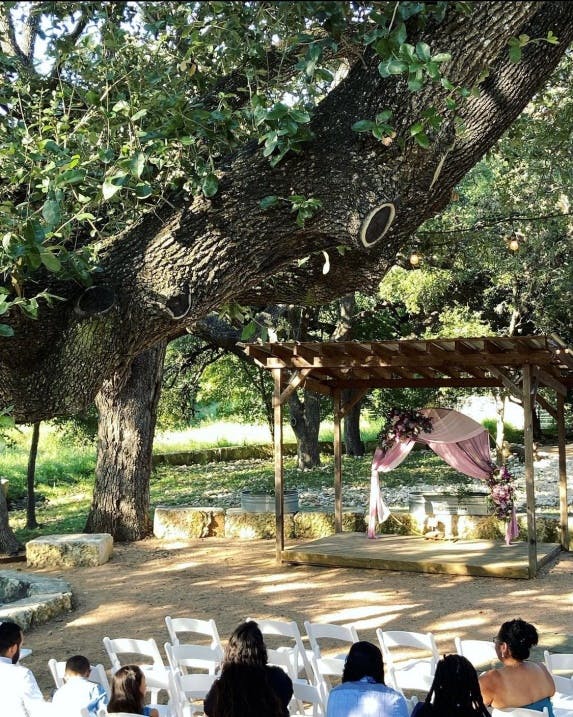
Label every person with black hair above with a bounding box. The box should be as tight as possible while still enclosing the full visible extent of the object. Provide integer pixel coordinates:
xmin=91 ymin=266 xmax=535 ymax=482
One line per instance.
xmin=411 ymin=654 xmax=490 ymax=717
xmin=479 ymin=618 xmax=555 ymax=715
xmin=0 ymin=620 xmax=52 ymax=716
xmin=204 ymin=620 xmax=292 ymax=717
xmin=326 ymin=641 xmax=408 ymax=716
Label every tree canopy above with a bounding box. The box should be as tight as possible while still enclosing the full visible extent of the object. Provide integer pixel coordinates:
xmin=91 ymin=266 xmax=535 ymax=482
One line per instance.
xmin=2 ymin=1 xmax=573 ymax=425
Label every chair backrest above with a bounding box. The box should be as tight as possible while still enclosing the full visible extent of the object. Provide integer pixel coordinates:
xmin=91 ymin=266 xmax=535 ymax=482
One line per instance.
xmin=165 ymin=615 xmax=222 ymax=651
xmin=376 ymin=629 xmax=439 ymax=693
xmin=291 ymin=678 xmax=325 ymax=717
xmin=550 ymin=673 xmax=573 ymax=695
xmin=249 ymin=618 xmax=314 ymax=683
xmin=455 ymin=637 xmax=499 ymax=669
xmin=48 ymin=658 xmax=111 ymax=695
xmin=491 ymin=708 xmax=549 ymax=717
xmin=544 ymin=649 xmax=573 ymax=675
xmin=165 ymin=641 xmax=222 ymax=675
xmin=103 ymin=636 xmax=168 ymax=704
xmin=168 ymin=667 xmax=216 ymax=717
xmin=304 ymin=621 xmax=359 ymax=681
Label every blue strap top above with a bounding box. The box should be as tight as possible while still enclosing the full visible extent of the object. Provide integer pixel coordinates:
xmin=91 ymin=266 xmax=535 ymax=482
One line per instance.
xmin=522 ymin=696 xmax=555 ymax=717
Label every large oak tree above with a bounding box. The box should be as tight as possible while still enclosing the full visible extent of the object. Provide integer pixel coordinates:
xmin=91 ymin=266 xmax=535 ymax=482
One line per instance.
xmin=1 ymin=2 xmax=572 ymax=539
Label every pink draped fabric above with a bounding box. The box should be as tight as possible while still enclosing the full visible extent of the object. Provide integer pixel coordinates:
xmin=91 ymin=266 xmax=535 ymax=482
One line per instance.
xmin=368 ymin=408 xmax=519 ymax=544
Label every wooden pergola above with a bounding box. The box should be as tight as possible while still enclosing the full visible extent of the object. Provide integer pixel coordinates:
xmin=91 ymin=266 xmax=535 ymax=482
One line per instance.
xmin=241 ymin=334 xmax=573 ymax=578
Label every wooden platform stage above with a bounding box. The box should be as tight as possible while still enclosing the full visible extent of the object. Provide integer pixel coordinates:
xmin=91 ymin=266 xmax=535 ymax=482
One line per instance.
xmin=282 ymin=532 xmax=562 ymax=579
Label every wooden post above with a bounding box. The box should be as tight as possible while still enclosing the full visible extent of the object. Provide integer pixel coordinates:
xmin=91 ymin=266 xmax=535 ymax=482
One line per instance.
xmin=334 ymin=389 xmax=342 ymax=532
xmin=522 ymin=364 xmax=537 ymax=577
xmin=557 ymin=393 xmax=569 ymax=550
xmin=273 ymin=368 xmax=284 ymax=562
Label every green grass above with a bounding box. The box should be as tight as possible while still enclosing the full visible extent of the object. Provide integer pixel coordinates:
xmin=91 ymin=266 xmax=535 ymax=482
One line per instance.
xmin=0 ymin=419 xmax=483 ymax=543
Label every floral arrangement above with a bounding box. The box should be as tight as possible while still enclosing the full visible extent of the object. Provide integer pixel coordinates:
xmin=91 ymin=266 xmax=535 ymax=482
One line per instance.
xmin=377 ymin=407 xmax=433 ymax=454
xmin=485 ymin=464 xmax=515 ymax=520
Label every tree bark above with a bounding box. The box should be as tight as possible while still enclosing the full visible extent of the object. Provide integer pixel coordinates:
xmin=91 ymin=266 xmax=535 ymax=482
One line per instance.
xmin=334 ymin=294 xmax=365 ymax=457
xmin=26 ymin=421 xmax=40 ymax=529
xmin=289 ymin=390 xmax=321 ymax=470
xmin=0 ymin=487 xmax=22 ymax=555
xmin=2 ymin=3 xmax=572 ymax=424
xmin=85 ymin=342 xmax=166 ymax=539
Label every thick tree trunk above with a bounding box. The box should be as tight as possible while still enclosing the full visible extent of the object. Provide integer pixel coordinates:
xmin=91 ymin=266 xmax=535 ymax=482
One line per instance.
xmin=343 ymin=393 xmax=365 ymax=458
xmin=334 ymin=294 xmax=365 ymax=457
xmin=26 ymin=421 xmax=40 ymax=529
xmin=289 ymin=389 xmax=321 ymax=470
xmin=85 ymin=342 xmax=166 ymax=540
xmin=0 ymin=487 xmax=22 ymax=555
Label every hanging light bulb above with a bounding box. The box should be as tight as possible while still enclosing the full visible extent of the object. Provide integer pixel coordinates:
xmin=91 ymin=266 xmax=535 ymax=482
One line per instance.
xmin=409 ymin=251 xmax=421 ymax=266
xmin=509 ymin=237 xmax=519 ymax=251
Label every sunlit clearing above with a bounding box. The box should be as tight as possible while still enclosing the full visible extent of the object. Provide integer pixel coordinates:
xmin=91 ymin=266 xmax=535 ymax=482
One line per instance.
xmin=259 ymin=580 xmax=327 ymax=594
xmin=159 ymin=561 xmax=201 ymax=572
xmin=319 ymin=604 xmax=418 ymax=624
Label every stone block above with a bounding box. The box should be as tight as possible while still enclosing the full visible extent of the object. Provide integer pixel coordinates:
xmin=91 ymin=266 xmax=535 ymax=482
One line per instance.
xmin=154 ymin=506 xmax=225 ymax=539
xmin=224 ymin=508 xmax=295 ymax=539
xmin=0 ymin=570 xmax=73 ymax=629
xmin=26 ymin=533 xmax=113 ymax=568
xmin=294 ymin=509 xmax=367 ymax=538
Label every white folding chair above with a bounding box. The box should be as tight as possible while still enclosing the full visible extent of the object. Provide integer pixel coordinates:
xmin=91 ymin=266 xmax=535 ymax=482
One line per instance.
xmin=551 ymin=674 xmax=573 ymax=696
xmin=165 ymin=616 xmax=223 ymax=652
xmin=168 ymin=666 xmax=216 ymax=717
xmin=165 ymin=641 xmax=222 ymax=676
xmin=290 ymin=678 xmax=325 ymax=716
xmin=544 ymin=650 xmax=573 ymax=677
xmin=304 ymin=621 xmax=359 ymax=688
xmin=376 ymin=629 xmax=439 ymax=694
xmin=454 ymin=637 xmax=499 ymax=670
xmin=103 ymin=636 xmax=169 ymax=704
xmin=48 ymin=658 xmax=111 ymax=695
xmin=249 ymin=618 xmax=314 ymax=684
xmin=491 ymin=708 xmax=549 ymax=717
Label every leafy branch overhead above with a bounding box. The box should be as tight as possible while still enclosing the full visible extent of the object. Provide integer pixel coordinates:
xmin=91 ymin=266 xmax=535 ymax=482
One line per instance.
xmin=1 ymin=2 xmax=573 ymax=423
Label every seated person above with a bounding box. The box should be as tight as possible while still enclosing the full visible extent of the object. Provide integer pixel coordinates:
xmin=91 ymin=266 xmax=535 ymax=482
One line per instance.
xmin=204 ymin=621 xmax=293 ymax=717
xmin=326 ymin=641 xmax=408 ymax=717
xmin=0 ymin=620 xmax=53 ymax=716
xmin=51 ymin=654 xmax=108 ymax=717
xmin=479 ymin=618 xmax=555 ymax=715
xmin=206 ymin=662 xmax=285 ymax=717
xmin=107 ymin=664 xmax=158 ymax=717
xmin=412 ymin=654 xmax=490 ymax=717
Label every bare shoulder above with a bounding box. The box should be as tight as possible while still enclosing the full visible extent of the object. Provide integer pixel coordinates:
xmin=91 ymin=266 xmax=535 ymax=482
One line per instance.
xmin=479 ymin=667 xmax=501 ymax=705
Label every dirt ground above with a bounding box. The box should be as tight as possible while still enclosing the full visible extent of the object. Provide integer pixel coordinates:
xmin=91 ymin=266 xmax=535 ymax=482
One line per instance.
xmin=17 ymin=536 xmax=573 ymax=700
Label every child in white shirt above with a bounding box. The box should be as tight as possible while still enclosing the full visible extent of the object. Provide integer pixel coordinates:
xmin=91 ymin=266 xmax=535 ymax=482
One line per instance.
xmin=51 ymin=654 xmax=108 ymax=717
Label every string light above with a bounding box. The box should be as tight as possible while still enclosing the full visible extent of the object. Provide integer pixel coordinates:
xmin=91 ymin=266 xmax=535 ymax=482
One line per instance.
xmin=409 ymin=252 xmax=421 ymax=266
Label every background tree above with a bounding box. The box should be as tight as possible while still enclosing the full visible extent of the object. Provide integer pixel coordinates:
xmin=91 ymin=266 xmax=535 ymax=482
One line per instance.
xmin=1 ymin=2 xmax=572 ymax=538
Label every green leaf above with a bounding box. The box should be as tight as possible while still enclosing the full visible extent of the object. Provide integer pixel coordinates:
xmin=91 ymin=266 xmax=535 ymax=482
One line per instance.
xmin=40 ymin=251 xmax=62 ymax=273
xmin=415 ymin=42 xmax=431 ymax=61
xmin=351 ymin=119 xmax=376 ymax=133
xmin=414 ymin=132 xmax=430 ymax=148
xmin=259 ymin=195 xmax=278 ymax=210
xmin=241 ymin=321 xmax=257 ymax=341
xmin=41 ymin=200 xmax=61 ymax=227
xmin=102 ymin=172 xmax=128 ymax=200
xmin=266 ymin=102 xmax=289 ymax=120
xmin=129 ymin=152 xmax=145 ymax=179
xmin=112 ymin=100 xmax=130 ymax=114
xmin=201 ymin=174 xmax=219 ymax=197
xmin=387 ymin=60 xmax=408 ymax=75
xmin=130 ymin=109 xmax=148 ymax=122
xmin=509 ymin=45 xmax=522 ymax=64
xmin=433 ymin=52 xmax=452 ymax=63
xmin=0 ymin=324 xmax=14 ymax=337
xmin=408 ymin=77 xmax=424 ymax=91
xmin=289 ymin=109 xmax=310 ymax=123
xmin=410 ymin=121 xmax=424 ymax=137
xmin=134 ymin=183 xmax=153 ymax=199
xmin=546 ymin=31 xmax=559 ymax=45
